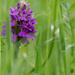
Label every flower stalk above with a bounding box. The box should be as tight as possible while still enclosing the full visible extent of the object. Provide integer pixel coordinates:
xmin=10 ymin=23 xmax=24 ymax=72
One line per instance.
xmin=14 ymin=42 xmax=20 ymax=59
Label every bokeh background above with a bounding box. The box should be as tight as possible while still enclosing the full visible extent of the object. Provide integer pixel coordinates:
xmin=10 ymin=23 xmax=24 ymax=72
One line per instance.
xmin=0 ymin=0 xmax=75 ymax=75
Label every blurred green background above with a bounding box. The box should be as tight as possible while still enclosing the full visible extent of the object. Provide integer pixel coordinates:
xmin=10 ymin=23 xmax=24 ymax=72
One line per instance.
xmin=0 ymin=0 xmax=75 ymax=75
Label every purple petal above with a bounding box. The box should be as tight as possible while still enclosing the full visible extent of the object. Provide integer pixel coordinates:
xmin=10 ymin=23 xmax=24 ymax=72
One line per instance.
xmin=32 ymin=21 xmax=38 ymax=25
xmin=17 ymin=17 xmax=20 ymax=21
xmin=10 ymin=7 xmax=14 ymax=13
xmin=2 ymin=25 xmax=6 ymax=29
xmin=17 ymin=1 xmax=20 ymax=9
xmin=22 ymin=4 xmax=26 ymax=11
xmin=27 ymin=10 xmax=33 ymax=16
xmin=14 ymin=7 xmax=17 ymax=12
xmin=18 ymin=31 xmax=27 ymax=37
xmin=27 ymin=13 xmax=32 ymax=16
xmin=22 ymin=10 xmax=26 ymax=14
xmin=27 ymin=33 xmax=35 ymax=40
xmin=18 ymin=31 xmax=23 ymax=36
xmin=27 ymin=10 xmax=33 ymax=13
xmin=11 ymin=20 xmax=15 ymax=26
xmin=31 ymin=18 xmax=36 ymax=20
xmin=1 ymin=29 xmax=6 ymax=36
xmin=27 ymin=4 xmax=30 ymax=6
xmin=18 ymin=17 xmax=27 ymax=21
xmin=31 ymin=18 xmax=38 ymax=25
xmin=22 ymin=25 xmax=32 ymax=31
xmin=10 ymin=15 xmax=17 ymax=20
xmin=18 ymin=9 xmax=21 ymax=15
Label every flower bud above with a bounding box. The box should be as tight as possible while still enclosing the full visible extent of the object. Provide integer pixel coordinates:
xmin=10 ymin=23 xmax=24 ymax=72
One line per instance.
xmin=17 ymin=1 xmax=20 ymax=9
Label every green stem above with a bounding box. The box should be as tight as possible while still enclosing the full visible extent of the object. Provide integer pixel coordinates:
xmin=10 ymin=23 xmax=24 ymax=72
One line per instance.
xmin=58 ymin=1 xmax=68 ymax=75
xmin=74 ymin=23 xmax=75 ymax=75
xmin=0 ymin=0 xmax=1 ymax=74
xmin=45 ymin=0 xmax=50 ymax=74
xmin=14 ymin=42 xmax=20 ymax=60
xmin=35 ymin=28 xmax=42 ymax=74
xmin=70 ymin=22 xmax=75 ymax=75
xmin=0 ymin=27 xmax=1 ymax=75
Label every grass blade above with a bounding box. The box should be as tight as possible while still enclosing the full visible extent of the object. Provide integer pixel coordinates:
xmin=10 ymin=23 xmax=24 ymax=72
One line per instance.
xmin=35 ymin=28 xmax=42 ymax=74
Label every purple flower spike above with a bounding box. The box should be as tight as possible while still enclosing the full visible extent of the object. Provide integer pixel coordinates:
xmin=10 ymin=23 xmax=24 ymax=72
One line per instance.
xmin=1 ymin=1 xmax=37 ymax=44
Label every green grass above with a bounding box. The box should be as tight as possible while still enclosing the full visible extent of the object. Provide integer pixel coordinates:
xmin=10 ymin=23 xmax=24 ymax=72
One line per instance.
xmin=0 ymin=0 xmax=75 ymax=75
xmin=0 ymin=0 xmax=2 ymax=75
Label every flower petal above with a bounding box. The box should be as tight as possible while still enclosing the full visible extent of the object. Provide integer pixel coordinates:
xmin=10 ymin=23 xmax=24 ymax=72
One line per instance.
xmin=11 ymin=20 xmax=15 ymax=26
xmin=1 ymin=29 xmax=6 ymax=36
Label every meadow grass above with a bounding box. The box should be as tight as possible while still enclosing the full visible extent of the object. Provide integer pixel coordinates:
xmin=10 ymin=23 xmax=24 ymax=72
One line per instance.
xmin=0 ymin=0 xmax=75 ymax=75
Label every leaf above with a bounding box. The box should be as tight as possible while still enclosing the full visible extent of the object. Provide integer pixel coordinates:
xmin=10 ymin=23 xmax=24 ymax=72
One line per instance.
xmin=67 ymin=3 xmax=71 ymax=10
xmin=60 ymin=3 xmax=67 ymax=11
xmin=1 ymin=40 xmax=6 ymax=46
xmin=68 ymin=3 xmax=75 ymax=11
xmin=35 ymin=28 xmax=42 ymax=74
